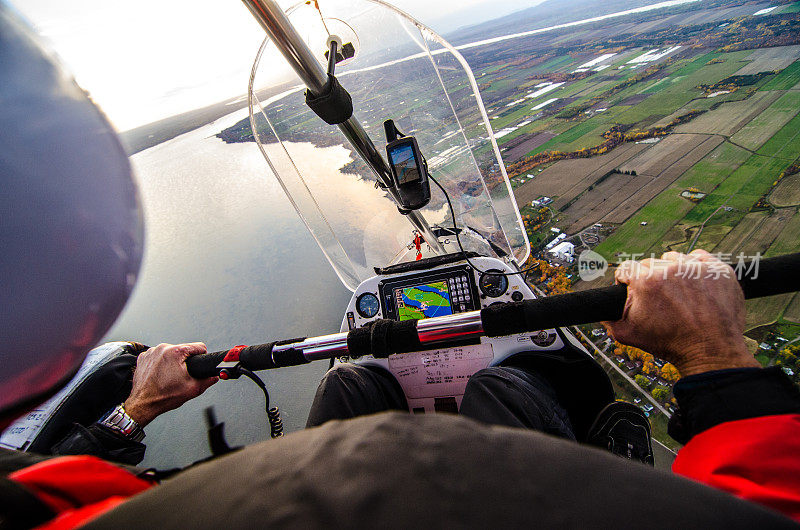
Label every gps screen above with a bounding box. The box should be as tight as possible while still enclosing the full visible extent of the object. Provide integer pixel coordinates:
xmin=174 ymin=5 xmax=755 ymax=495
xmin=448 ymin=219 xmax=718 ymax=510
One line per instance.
xmin=389 ymin=143 xmax=421 ymax=184
xmin=394 ymin=280 xmax=453 ymax=321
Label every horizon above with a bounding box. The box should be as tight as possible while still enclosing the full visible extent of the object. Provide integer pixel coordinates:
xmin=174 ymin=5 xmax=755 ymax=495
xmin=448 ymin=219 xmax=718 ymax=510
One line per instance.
xmin=13 ymin=0 xmax=542 ymax=132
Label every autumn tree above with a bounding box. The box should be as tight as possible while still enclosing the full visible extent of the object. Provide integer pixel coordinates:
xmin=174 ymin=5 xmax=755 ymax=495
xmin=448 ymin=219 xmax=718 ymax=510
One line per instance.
xmin=660 ymin=363 xmax=680 ymax=383
xmin=652 ymin=387 xmax=670 ymax=403
xmin=776 ymin=345 xmax=800 ymax=374
xmin=634 ymin=374 xmax=651 ymax=389
xmin=642 ymin=360 xmax=658 ymax=376
xmin=624 ymin=345 xmax=654 ymax=365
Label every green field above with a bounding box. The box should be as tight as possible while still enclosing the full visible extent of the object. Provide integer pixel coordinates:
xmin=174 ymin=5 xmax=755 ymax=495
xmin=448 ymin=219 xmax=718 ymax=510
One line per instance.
xmin=596 ymin=142 xmax=750 ymax=256
xmin=757 ymin=111 xmax=800 ymax=160
xmin=731 ymin=90 xmax=800 ymax=150
xmin=765 ymin=209 xmax=800 ymax=257
xmin=597 ymin=106 xmax=800 ymax=258
xmin=759 ymin=60 xmax=800 ymax=91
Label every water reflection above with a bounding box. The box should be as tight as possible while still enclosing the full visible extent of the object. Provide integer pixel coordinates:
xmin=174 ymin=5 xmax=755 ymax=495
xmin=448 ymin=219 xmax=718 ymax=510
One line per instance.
xmin=104 ymin=110 xmax=352 ymax=468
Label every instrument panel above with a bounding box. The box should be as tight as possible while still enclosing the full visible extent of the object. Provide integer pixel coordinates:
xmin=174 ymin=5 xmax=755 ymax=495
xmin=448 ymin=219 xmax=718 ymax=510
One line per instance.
xmin=342 ymin=256 xmax=534 ymax=331
xmin=379 ymin=265 xmax=478 ymax=321
xmin=338 ymin=255 xmax=573 ymax=414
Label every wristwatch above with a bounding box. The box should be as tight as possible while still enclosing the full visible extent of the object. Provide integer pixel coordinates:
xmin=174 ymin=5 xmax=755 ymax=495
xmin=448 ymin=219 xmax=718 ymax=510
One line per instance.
xmin=99 ymin=403 xmax=146 ymax=442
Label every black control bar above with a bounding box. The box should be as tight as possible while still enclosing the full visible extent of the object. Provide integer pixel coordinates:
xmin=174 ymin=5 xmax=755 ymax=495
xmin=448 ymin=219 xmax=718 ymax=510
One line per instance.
xmin=187 ymin=252 xmax=800 ymax=379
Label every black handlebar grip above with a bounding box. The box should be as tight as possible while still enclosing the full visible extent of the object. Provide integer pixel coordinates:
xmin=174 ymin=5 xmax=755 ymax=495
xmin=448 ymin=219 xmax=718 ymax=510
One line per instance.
xmin=482 ymin=252 xmax=800 ymax=337
xmin=739 ymin=252 xmax=800 ymax=299
xmin=185 ymin=340 xmax=308 ymax=379
xmin=481 ymin=285 xmax=627 ymax=337
xmin=186 ymin=350 xmax=228 ymax=379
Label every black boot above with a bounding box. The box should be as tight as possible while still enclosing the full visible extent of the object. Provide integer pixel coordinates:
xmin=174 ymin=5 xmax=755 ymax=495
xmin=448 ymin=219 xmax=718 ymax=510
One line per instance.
xmin=587 ymin=401 xmax=654 ymax=466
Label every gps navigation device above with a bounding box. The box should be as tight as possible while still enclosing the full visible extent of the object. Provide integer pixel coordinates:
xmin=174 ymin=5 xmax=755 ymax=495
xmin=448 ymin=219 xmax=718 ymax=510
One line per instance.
xmin=386 ymin=135 xmax=431 ymax=211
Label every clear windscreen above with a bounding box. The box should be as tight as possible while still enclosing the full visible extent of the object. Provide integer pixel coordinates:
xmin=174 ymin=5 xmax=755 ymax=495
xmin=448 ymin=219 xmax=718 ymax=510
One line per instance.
xmin=247 ymin=0 xmax=529 ymax=290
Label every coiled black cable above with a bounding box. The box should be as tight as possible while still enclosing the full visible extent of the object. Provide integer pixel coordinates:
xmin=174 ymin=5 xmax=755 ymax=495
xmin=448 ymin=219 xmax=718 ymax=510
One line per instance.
xmin=240 ymin=367 xmax=284 ymax=439
xmin=267 ymin=407 xmax=284 ymax=438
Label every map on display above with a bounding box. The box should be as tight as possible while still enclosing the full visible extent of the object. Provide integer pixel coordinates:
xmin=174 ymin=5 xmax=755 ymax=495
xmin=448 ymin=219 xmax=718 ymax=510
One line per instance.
xmin=396 ymin=281 xmax=453 ymax=320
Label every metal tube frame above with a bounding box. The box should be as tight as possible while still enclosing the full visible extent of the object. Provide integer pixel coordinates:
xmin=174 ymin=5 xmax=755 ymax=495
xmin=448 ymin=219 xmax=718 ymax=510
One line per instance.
xmin=241 ymin=0 xmax=445 ymax=254
xmin=271 ymin=309 xmax=484 ymax=361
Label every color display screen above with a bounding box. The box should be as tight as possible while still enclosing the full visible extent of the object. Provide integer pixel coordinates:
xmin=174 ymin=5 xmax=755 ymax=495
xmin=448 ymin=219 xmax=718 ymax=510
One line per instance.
xmin=394 ymin=281 xmax=453 ymax=321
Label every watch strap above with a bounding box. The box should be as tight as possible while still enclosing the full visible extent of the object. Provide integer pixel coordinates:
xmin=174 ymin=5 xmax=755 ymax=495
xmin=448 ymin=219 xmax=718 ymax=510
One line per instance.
xmin=99 ymin=404 xmax=145 ymax=442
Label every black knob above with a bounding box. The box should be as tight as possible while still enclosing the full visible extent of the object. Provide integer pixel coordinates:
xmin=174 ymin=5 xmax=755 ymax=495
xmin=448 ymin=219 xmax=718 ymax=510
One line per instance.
xmin=511 ymin=291 xmax=524 ymax=302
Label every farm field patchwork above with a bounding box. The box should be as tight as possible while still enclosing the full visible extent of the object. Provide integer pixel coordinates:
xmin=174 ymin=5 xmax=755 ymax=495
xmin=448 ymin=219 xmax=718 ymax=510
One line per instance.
xmin=770 ymin=174 xmax=800 ymax=207
xmin=469 ymin=2 xmax=800 ymax=347
xmin=759 ymin=60 xmax=800 ymax=90
xmin=734 ymin=45 xmax=800 ymax=75
xmin=764 ymin=209 xmax=800 ymax=257
xmin=731 ymin=91 xmax=800 ymax=151
xmin=674 ymin=90 xmax=782 ymax=136
xmin=783 ymin=293 xmax=800 ymax=324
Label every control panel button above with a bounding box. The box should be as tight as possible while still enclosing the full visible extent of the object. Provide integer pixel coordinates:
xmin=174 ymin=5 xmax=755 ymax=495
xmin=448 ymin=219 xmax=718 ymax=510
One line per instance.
xmin=511 ymin=291 xmax=524 ymax=302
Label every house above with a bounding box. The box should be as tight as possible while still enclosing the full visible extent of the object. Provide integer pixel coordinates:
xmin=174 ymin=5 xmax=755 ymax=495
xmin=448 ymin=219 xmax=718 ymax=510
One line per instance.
xmin=759 ymin=342 xmax=772 ymax=350
xmin=624 ymin=361 xmax=636 ymax=371
xmin=545 ymin=233 xmax=567 ymax=250
xmin=548 ymin=241 xmax=575 ymax=262
xmin=591 ymin=328 xmax=605 ymax=337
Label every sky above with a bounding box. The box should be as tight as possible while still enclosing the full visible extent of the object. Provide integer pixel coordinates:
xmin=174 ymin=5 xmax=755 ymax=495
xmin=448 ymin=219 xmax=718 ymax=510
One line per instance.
xmin=12 ymin=0 xmax=540 ymax=132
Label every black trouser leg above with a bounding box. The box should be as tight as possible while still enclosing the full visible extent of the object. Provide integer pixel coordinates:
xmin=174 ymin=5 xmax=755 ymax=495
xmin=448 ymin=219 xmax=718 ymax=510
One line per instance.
xmin=308 ymin=364 xmax=575 ymax=440
xmin=306 ymin=364 xmax=408 ymax=427
xmin=460 ymin=367 xmax=576 ymax=440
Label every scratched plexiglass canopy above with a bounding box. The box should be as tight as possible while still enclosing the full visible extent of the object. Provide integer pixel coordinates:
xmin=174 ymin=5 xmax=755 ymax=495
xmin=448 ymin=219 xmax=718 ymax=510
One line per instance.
xmin=248 ymin=0 xmax=529 ymax=291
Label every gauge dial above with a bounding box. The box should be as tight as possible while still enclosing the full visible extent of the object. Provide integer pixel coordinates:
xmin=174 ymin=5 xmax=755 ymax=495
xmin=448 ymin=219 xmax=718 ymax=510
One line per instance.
xmin=356 ymin=292 xmax=380 ymax=318
xmin=479 ymin=270 xmax=508 ymax=298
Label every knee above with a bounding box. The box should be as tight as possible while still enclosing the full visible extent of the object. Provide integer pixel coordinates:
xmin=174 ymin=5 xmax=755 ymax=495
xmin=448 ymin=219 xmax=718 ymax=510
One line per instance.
xmin=317 ymin=363 xmax=365 ymax=389
xmin=464 ymin=367 xmax=511 ymax=394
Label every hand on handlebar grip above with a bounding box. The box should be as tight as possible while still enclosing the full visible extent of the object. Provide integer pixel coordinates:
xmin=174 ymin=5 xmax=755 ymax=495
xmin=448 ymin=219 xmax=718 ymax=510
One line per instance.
xmin=124 ymin=342 xmax=219 ymax=426
xmin=602 ymin=250 xmax=760 ymax=378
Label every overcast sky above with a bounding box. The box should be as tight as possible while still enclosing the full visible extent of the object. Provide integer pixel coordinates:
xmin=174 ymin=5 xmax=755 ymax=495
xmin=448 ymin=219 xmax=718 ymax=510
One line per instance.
xmin=12 ymin=0 xmax=540 ymax=131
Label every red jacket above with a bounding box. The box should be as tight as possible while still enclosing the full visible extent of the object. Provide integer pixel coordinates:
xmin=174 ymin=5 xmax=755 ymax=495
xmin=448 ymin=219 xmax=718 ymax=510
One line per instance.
xmin=673 ymin=413 xmax=800 ymax=521
xmin=9 ymin=456 xmax=153 ymax=529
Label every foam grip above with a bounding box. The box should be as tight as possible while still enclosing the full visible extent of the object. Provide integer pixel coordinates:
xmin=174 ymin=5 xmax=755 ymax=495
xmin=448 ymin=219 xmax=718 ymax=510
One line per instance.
xmin=739 ymin=252 xmax=800 ymax=299
xmin=186 ymin=340 xmax=308 ymax=379
xmin=347 ymin=319 xmax=422 ymax=358
xmin=186 ymin=350 xmax=227 ymax=379
xmin=481 ymin=252 xmax=800 ymax=337
xmin=481 ymin=285 xmax=627 ymax=337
